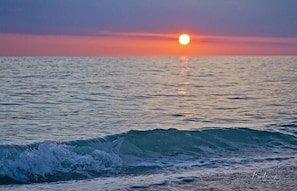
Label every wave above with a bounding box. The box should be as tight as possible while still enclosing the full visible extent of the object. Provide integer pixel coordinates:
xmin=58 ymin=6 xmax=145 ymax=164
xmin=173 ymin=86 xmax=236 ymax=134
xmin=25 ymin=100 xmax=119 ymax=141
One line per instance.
xmin=0 ymin=128 xmax=296 ymax=185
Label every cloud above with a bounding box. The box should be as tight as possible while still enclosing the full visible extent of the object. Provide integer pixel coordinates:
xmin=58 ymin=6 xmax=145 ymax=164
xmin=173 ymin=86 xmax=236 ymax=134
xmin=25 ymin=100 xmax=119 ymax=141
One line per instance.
xmin=1 ymin=32 xmax=296 ymax=56
xmin=198 ymin=35 xmax=297 ymax=47
xmin=94 ymin=31 xmax=177 ymax=40
xmin=94 ymin=31 xmax=297 ymax=48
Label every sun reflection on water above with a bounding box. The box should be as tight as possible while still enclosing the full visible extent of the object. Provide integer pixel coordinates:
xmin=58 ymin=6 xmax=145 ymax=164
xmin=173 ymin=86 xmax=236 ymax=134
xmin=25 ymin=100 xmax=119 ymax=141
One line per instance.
xmin=178 ymin=56 xmax=191 ymax=95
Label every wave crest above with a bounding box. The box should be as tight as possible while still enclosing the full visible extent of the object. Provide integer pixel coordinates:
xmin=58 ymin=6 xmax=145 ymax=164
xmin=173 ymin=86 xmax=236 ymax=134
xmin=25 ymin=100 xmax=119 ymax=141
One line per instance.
xmin=1 ymin=128 xmax=296 ymax=184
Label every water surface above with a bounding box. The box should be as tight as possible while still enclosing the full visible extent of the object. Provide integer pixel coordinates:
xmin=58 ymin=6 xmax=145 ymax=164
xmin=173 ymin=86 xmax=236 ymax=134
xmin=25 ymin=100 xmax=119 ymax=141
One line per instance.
xmin=0 ymin=56 xmax=296 ymax=189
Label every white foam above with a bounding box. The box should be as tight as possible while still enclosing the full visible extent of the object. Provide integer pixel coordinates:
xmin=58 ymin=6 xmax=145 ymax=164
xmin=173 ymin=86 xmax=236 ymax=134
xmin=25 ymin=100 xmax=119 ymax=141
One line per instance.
xmin=1 ymin=141 xmax=123 ymax=183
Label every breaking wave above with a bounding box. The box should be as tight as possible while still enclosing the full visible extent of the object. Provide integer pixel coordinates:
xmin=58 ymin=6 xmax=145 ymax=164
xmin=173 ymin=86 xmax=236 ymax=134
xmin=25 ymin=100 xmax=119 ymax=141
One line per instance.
xmin=1 ymin=128 xmax=296 ymax=184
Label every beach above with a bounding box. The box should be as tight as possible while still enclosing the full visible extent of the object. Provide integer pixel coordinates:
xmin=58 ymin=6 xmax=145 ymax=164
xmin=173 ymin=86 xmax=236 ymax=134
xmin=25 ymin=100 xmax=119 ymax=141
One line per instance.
xmin=130 ymin=166 xmax=297 ymax=191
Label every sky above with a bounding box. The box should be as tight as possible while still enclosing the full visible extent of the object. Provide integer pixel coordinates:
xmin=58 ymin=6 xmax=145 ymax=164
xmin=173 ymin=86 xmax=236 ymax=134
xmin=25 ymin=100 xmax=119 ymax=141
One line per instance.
xmin=0 ymin=0 xmax=297 ymax=56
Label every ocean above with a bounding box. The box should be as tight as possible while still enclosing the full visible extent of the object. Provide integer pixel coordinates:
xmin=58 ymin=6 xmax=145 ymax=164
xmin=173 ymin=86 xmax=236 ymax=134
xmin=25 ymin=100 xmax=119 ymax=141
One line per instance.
xmin=0 ymin=56 xmax=296 ymax=190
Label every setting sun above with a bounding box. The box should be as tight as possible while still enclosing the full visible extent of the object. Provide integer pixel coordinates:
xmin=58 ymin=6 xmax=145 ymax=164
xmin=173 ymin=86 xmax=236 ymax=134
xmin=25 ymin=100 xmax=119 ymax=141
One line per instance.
xmin=178 ymin=34 xmax=191 ymax=45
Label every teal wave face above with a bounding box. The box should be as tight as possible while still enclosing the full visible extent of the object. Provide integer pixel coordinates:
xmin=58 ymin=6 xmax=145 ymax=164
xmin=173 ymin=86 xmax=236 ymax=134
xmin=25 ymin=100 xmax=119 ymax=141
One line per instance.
xmin=0 ymin=128 xmax=296 ymax=184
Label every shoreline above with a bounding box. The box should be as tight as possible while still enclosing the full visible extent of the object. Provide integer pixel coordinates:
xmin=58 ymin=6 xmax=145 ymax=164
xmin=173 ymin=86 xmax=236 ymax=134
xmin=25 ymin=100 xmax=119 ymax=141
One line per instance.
xmin=1 ymin=166 xmax=296 ymax=191
xmin=129 ymin=166 xmax=297 ymax=191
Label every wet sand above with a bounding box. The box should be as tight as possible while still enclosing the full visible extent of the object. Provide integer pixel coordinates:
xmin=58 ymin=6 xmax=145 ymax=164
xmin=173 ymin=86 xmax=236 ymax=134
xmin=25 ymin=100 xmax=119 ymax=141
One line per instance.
xmin=128 ymin=166 xmax=297 ymax=191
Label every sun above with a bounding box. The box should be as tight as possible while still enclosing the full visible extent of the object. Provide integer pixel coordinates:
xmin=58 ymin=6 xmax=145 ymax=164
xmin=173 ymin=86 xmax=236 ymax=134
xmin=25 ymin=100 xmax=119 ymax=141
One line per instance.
xmin=178 ymin=34 xmax=191 ymax=45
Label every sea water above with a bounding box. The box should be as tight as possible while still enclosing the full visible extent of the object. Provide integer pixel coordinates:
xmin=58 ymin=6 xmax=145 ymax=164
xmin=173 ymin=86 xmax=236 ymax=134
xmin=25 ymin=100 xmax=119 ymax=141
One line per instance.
xmin=0 ymin=56 xmax=296 ymax=190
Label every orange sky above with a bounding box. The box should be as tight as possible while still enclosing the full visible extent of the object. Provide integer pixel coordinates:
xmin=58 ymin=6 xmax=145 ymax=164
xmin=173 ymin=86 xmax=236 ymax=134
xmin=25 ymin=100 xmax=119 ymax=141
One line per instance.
xmin=1 ymin=32 xmax=297 ymax=56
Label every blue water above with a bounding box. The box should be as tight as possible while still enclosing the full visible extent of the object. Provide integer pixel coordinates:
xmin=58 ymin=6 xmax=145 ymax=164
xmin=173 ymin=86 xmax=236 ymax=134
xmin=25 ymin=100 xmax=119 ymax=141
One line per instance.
xmin=0 ymin=56 xmax=296 ymax=190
